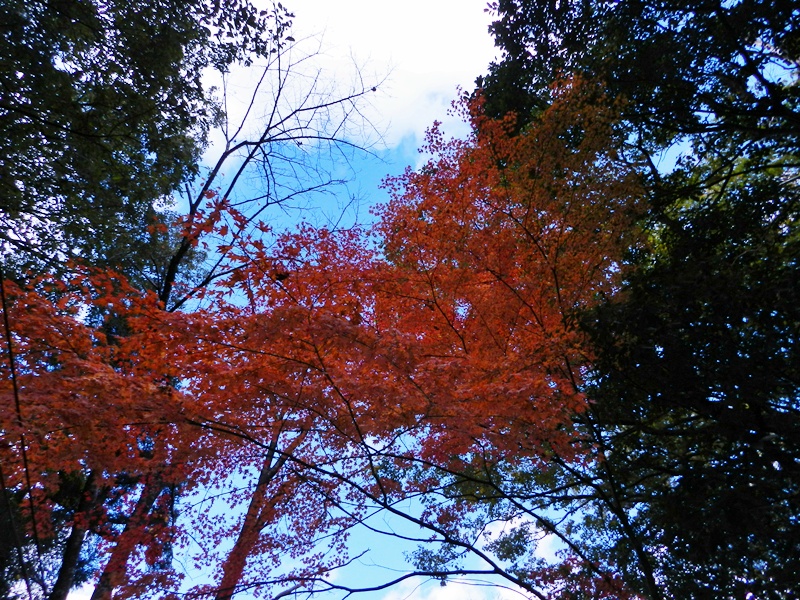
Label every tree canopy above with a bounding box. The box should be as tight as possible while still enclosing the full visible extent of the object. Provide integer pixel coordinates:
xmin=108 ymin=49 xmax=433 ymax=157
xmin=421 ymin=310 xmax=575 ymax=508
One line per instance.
xmin=1 ymin=1 xmax=382 ymax=598
xmin=1 ymin=1 xmax=798 ymax=599
xmin=0 ymin=0 xmax=292 ymax=283
xmin=480 ymin=0 xmax=800 ymax=153
xmin=477 ymin=1 xmax=800 ymax=597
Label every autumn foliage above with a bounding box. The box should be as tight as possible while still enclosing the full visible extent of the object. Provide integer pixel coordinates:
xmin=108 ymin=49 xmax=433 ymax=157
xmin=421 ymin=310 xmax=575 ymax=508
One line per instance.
xmin=1 ymin=79 xmax=643 ymax=598
xmin=373 ymin=80 xmax=639 ymax=463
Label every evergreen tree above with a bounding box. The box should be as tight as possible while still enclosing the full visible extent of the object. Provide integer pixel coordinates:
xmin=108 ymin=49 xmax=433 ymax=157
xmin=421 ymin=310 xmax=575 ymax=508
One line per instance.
xmin=479 ymin=2 xmax=800 ymax=596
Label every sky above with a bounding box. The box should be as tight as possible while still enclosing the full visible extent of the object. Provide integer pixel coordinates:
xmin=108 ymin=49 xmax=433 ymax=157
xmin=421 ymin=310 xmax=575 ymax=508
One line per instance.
xmin=198 ymin=0 xmax=501 ymax=231
xmin=70 ymin=3 xmax=510 ymax=600
xmin=287 ymin=0 xmax=498 ymax=146
xmin=290 ymin=0 xmax=500 ymax=224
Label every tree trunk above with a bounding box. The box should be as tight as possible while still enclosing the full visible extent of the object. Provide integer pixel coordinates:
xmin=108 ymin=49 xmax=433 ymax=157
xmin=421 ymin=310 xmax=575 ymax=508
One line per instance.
xmin=215 ymin=431 xmax=306 ymax=600
xmin=215 ymin=458 xmax=283 ymax=600
xmin=90 ymin=477 xmax=162 ymax=600
xmin=49 ymin=472 xmax=100 ymax=600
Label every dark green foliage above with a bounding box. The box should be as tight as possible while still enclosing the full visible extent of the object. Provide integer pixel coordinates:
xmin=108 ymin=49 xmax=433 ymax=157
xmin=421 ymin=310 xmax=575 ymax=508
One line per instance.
xmin=479 ymin=1 xmax=800 ymax=597
xmin=0 ymin=487 xmax=25 ymax=600
xmin=584 ymin=160 xmax=800 ymax=597
xmin=593 ymin=164 xmax=800 ymax=442
xmin=480 ymin=0 xmax=800 ymax=153
xmin=0 ymin=0 xmax=290 ymax=284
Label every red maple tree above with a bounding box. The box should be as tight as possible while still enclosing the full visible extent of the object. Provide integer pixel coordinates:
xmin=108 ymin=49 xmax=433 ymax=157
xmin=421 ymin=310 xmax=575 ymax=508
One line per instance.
xmin=1 ymin=77 xmax=642 ymax=599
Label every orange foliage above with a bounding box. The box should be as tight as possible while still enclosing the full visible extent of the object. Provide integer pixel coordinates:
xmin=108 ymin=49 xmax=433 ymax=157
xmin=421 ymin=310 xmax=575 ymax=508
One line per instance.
xmin=367 ymin=78 xmax=640 ymax=464
xmin=0 ymin=272 xmax=191 ymax=490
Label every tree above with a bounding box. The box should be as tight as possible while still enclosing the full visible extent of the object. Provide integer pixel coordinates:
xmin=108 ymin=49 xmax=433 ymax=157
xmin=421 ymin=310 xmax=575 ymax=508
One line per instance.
xmin=217 ymin=80 xmax=643 ymax=599
xmin=0 ymin=2 xmax=383 ymax=598
xmin=371 ymin=83 xmax=644 ymax=598
xmin=0 ymin=271 xmax=195 ymax=600
xmin=581 ymin=150 xmax=800 ymax=599
xmin=476 ymin=1 xmax=800 ymax=597
xmin=0 ymin=0 xmax=295 ymax=285
xmin=7 ymin=78 xmax=638 ymax=600
xmin=167 ymin=225 xmax=384 ymax=600
xmin=479 ymin=0 xmax=800 ymax=155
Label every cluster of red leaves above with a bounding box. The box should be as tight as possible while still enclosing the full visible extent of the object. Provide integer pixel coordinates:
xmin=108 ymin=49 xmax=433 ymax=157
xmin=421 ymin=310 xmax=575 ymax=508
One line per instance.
xmin=0 ymin=271 xmax=200 ymax=599
xmin=0 ymin=272 xmax=191 ymax=490
xmin=368 ymin=78 xmax=640 ymax=466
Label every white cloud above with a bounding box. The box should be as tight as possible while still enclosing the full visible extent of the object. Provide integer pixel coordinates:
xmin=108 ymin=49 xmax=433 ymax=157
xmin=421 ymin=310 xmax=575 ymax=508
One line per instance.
xmin=288 ymin=0 xmax=498 ymax=146
xmin=204 ymin=0 xmax=497 ymax=155
xmin=194 ymin=1 xmax=498 ymax=225
xmin=67 ymin=583 xmax=92 ymax=600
